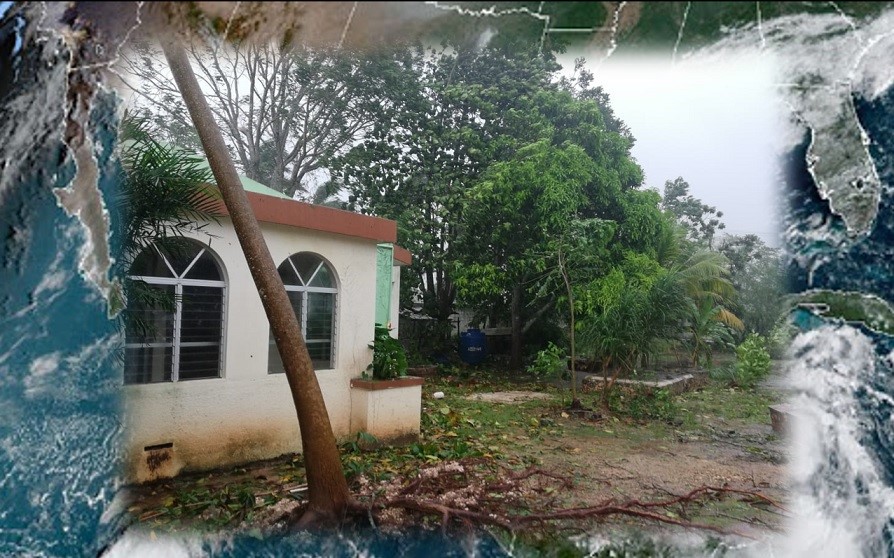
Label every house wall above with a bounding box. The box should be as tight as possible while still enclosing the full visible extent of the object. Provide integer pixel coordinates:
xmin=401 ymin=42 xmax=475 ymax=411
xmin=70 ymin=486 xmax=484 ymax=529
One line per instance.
xmin=122 ymin=217 xmax=382 ymax=482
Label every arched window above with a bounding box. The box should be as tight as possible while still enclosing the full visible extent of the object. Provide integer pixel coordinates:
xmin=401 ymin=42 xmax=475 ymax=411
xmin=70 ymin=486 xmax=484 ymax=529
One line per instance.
xmin=124 ymin=240 xmax=226 ymax=384
xmin=269 ymin=253 xmax=337 ymax=372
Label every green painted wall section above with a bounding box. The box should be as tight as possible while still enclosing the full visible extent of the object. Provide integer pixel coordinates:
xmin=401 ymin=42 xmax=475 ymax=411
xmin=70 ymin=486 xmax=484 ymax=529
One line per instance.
xmin=375 ymin=244 xmax=394 ymax=327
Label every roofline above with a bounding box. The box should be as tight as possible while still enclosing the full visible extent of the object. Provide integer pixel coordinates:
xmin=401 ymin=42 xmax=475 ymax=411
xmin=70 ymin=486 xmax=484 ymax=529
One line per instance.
xmin=209 ymin=190 xmax=397 ymax=244
xmin=393 ymin=245 xmax=412 ymax=266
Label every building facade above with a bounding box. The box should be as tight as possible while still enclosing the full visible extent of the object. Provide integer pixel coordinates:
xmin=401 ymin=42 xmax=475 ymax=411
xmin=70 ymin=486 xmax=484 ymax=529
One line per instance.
xmin=121 ymin=184 xmax=411 ymax=482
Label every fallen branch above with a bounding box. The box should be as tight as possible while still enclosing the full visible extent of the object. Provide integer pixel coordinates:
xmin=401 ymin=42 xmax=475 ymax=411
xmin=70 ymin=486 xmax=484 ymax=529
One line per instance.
xmin=349 ymin=459 xmax=785 ymax=540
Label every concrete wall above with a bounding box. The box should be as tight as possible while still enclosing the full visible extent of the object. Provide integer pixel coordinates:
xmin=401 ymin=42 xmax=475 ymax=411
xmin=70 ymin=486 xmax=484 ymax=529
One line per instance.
xmin=350 ymin=379 xmax=423 ymax=444
xmin=122 ymin=217 xmax=384 ymax=482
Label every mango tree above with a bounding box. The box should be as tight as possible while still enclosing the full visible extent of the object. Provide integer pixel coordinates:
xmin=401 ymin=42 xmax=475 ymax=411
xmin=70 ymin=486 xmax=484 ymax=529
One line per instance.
xmin=335 ymin=40 xmax=561 ymax=327
xmin=453 ymin=140 xmax=595 ymax=370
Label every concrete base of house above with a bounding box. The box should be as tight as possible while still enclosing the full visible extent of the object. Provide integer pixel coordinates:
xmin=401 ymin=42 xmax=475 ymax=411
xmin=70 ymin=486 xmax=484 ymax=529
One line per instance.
xmin=350 ymin=376 xmax=424 ymax=446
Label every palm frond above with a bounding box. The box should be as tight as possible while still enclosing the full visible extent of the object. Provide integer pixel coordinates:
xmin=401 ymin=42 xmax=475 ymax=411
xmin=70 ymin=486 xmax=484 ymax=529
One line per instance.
xmin=715 ymin=307 xmax=745 ymax=332
xmin=116 ymin=113 xmax=223 ymax=267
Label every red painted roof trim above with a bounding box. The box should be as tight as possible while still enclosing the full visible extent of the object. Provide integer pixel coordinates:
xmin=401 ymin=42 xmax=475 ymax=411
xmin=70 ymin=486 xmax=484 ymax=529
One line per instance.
xmin=211 ymin=191 xmax=397 ymax=244
xmin=393 ymin=245 xmax=412 ymax=266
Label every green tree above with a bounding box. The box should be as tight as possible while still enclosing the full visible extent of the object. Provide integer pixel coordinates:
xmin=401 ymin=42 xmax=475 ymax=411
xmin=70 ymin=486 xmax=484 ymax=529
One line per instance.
xmin=335 ymin=40 xmax=561 ymax=325
xmin=716 ymin=233 xmax=766 ymax=281
xmin=548 ymin=218 xmax=616 ymax=404
xmin=454 ymin=140 xmax=595 ymax=370
xmin=669 ymin=251 xmax=740 ymax=322
xmin=660 ymin=177 xmax=726 ymax=249
xmin=665 ymin=250 xmax=743 ymax=365
xmin=336 ymin=45 xmax=651 ymax=369
xmin=735 ymin=251 xmax=787 ymax=338
xmin=717 ymin=234 xmax=786 ymax=337
xmin=558 ymin=57 xmax=633 ymax=142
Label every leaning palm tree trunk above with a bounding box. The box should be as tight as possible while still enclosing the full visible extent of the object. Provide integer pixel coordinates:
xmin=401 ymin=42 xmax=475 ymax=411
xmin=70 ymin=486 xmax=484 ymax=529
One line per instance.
xmin=162 ymin=40 xmax=350 ymax=526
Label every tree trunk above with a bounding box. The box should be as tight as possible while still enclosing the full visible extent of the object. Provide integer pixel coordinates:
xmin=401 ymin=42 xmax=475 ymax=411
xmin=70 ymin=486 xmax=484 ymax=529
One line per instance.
xmin=163 ymin=41 xmax=350 ymax=527
xmin=510 ymin=283 xmax=523 ymax=371
xmin=557 ymin=249 xmax=578 ymax=405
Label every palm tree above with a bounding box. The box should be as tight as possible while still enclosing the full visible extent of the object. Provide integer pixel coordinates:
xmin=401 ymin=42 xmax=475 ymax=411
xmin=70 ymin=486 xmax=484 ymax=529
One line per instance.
xmin=115 ymin=114 xmax=220 ymax=261
xmin=672 ymin=252 xmax=736 ymax=305
xmin=578 ymin=270 xmax=689 ymax=410
xmin=112 ymin=113 xmax=221 ymax=333
xmin=665 ymin=250 xmax=744 ymax=365
xmin=653 ymin=220 xmax=687 ymax=269
xmin=684 ymin=298 xmax=736 ymax=367
xmin=163 ymin=41 xmax=351 ymax=526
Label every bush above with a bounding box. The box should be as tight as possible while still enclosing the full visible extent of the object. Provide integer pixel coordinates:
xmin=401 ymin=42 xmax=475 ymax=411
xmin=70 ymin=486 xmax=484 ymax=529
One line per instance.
xmin=737 ymin=333 xmax=771 ymax=383
xmin=712 ymin=333 xmax=771 ymax=388
xmin=527 ymin=342 xmax=567 ymax=379
xmin=367 ymin=325 xmax=408 ymax=380
xmin=708 ymin=363 xmax=739 ymax=385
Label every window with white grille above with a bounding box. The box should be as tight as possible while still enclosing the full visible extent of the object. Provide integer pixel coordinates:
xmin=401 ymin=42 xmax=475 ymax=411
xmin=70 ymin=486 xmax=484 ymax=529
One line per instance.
xmin=269 ymin=253 xmax=337 ymax=372
xmin=124 ymin=240 xmax=226 ymax=384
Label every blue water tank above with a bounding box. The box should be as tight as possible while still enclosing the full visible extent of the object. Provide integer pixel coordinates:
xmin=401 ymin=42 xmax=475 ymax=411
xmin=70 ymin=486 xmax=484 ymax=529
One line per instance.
xmin=459 ymin=328 xmax=487 ymax=365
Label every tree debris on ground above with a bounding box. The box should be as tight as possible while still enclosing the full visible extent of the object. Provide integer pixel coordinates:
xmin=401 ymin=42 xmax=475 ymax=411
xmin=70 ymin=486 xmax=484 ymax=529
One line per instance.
xmin=272 ymin=457 xmax=787 ymax=541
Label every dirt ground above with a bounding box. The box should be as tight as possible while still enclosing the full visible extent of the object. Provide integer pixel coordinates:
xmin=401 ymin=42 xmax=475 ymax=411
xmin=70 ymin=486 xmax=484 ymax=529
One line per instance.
xmin=467 ymin=380 xmax=787 ymax=537
xmin=122 ymin=366 xmax=789 ymax=543
xmin=528 ymin=406 xmax=786 ymax=537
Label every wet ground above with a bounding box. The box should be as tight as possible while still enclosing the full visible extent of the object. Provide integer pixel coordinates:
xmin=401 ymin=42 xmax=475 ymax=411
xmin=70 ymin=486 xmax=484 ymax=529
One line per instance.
xmin=121 ymin=365 xmax=790 ymax=542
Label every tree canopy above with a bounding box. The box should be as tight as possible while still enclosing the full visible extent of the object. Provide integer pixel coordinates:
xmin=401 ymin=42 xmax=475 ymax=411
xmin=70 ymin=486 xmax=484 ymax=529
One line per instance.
xmin=122 ymin=40 xmax=411 ymax=199
xmin=660 ymin=177 xmax=726 ymax=249
xmin=334 ymin=41 xmax=649 ymax=340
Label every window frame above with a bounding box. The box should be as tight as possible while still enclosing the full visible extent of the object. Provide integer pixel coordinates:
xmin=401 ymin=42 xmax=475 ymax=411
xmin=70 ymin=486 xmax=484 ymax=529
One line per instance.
xmin=125 ymin=241 xmax=228 ymax=384
xmin=270 ymin=253 xmax=338 ymax=373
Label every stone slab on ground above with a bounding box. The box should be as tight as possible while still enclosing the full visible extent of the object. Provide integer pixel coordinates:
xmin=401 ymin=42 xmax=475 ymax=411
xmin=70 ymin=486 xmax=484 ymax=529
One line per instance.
xmin=769 ymin=403 xmax=802 ymax=435
xmin=582 ymin=374 xmax=697 ymax=395
xmin=465 ymin=391 xmax=553 ymax=404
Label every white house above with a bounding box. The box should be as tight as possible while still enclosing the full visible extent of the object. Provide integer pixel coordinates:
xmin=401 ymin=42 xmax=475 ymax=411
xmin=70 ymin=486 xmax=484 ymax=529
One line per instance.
xmin=121 ymin=176 xmax=418 ymax=483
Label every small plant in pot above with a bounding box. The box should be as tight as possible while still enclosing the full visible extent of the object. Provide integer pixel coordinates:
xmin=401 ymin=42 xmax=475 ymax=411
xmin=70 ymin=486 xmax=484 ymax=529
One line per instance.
xmin=365 ymin=324 xmax=408 ymax=380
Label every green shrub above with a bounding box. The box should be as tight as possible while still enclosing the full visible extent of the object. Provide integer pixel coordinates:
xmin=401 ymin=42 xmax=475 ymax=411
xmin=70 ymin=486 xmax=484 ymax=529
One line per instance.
xmin=527 ymin=342 xmax=567 ymax=379
xmin=737 ymin=333 xmax=771 ymax=381
xmin=366 ymin=325 xmax=408 ymax=380
xmin=713 ymin=333 xmax=771 ymax=388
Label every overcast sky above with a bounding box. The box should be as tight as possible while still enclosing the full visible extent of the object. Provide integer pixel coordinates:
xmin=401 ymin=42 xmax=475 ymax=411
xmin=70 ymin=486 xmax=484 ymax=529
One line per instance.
xmin=557 ymin=51 xmax=785 ymax=247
